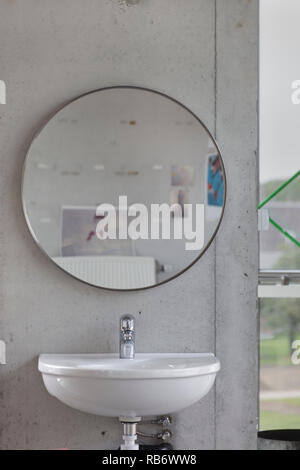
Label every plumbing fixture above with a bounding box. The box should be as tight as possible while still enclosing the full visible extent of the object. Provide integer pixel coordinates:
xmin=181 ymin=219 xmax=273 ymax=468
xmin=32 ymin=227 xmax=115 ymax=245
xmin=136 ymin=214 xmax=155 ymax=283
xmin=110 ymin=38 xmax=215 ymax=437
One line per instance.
xmin=141 ymin=416 xmax=173 ymax=427
xmin=119 ymin=417 xmax=141 ymax=451
xmin=137 ymin=429 xmax=173 ymax=442
xmin=120 ymin=314 xmax=135 ymax=359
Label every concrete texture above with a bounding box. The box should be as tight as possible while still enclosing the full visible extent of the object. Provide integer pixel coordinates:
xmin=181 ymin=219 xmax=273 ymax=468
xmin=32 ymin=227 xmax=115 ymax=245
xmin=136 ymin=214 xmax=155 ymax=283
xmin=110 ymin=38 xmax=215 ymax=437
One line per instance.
xmin=0 ymin=0 xmax=258 ymax=450
xmin=215 ymin=0 xmax=259 ymax=449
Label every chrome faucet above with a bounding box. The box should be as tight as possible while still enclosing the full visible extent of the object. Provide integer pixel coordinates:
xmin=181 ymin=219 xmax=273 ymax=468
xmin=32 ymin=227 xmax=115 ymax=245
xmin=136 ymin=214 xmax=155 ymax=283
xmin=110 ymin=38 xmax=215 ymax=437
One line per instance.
xmin=120 ymin=314 xmax=135 ymax=359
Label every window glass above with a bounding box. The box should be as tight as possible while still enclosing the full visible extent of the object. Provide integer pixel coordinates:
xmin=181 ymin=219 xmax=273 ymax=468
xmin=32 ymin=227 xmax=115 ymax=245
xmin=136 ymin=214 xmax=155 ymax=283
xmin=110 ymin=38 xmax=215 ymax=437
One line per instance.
xmin=260 ymin=0 xmax=300 ymax=432
xmin=260 ymin=0 xmax=300 ymax=270
xmin=260 ymin=298 xmax=300 ymax=431
xmin=260 ymin=177 xmax=300 ymax=270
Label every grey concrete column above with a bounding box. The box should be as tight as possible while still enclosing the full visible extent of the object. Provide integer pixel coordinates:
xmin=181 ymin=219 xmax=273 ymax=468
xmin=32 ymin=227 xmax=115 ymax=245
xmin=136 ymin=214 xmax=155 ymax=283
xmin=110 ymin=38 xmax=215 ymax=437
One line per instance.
xmin=215 ymin=0 xmax=259 ymax=450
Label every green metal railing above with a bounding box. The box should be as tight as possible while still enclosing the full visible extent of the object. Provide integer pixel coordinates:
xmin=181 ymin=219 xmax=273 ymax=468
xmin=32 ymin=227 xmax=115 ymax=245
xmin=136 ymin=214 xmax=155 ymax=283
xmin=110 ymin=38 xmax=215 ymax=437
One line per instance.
xmin=258 ymin=170 xmax=300 ymax=248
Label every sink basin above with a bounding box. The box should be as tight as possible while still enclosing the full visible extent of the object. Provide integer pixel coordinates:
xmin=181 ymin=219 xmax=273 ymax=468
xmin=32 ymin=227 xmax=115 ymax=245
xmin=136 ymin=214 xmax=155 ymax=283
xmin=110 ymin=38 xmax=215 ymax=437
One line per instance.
xmin=38 ymin=353 xmax=220 ymax=418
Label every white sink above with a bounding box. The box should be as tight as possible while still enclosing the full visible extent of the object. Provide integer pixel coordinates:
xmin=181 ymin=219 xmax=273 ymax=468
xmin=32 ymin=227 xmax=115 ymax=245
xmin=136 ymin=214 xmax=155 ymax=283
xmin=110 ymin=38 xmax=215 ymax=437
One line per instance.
xmin=38 ymin=353 xmax=220 ymax=418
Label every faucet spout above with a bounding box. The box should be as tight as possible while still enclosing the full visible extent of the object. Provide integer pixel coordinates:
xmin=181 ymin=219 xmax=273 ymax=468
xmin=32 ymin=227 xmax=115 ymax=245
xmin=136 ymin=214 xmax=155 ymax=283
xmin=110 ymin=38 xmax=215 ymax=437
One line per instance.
xmin=120 ymin=314 xmax=135 ymax=359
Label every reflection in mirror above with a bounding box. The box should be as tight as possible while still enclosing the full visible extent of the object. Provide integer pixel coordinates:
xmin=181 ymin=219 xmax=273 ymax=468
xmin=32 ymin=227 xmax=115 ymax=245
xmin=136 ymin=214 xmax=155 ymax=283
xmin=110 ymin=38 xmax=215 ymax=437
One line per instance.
xmin=22 ymin=87 xmax=226 ymax=290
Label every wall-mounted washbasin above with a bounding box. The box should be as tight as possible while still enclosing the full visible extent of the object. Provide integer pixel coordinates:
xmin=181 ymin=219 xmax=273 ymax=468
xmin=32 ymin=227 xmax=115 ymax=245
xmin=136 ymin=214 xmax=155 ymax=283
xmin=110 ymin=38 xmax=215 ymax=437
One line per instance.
xmin=38 ymin=353 xmax=220 ymax=419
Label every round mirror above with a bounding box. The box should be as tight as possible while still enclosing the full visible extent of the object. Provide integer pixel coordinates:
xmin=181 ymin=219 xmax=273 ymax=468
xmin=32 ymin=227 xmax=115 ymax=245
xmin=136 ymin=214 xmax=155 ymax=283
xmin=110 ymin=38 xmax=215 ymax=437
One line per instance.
xmin=22 ymin=87 xmax=226 ymax=290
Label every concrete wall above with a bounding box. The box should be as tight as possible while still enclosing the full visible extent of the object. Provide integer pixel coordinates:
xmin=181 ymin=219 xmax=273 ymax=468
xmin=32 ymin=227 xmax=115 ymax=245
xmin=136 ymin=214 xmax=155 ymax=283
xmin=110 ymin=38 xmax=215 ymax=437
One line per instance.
xmin=0 ymin=0 xmax=259 ymax=450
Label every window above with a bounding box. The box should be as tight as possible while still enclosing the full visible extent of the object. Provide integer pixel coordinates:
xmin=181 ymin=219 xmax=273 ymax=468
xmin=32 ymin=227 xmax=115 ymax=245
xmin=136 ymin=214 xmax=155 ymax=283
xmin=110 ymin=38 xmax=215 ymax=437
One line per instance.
xmin=260 ymin=298 xmax=300 ymax=430
xmin=260 ymin=0 xmax=300 ymax=431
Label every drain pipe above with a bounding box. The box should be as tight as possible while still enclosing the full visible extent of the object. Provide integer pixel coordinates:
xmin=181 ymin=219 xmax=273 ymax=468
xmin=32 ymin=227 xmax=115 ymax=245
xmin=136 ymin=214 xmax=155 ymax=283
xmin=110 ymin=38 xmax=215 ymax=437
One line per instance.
xmin=120 ymin=417 xmax=141 ymax=451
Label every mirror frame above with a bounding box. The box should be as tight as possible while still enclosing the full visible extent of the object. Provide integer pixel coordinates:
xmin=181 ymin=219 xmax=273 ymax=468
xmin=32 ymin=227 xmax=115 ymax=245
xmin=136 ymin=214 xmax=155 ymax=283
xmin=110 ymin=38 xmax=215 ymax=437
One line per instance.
xmin=21 ymin=86 xmax=227 ymax=291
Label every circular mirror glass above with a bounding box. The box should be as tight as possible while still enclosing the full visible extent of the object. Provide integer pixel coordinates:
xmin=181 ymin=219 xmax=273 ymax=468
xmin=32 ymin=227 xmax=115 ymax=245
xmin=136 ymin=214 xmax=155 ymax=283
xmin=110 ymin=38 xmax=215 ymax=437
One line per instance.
xmin=22 ymin=87 xmax=226 ymax=290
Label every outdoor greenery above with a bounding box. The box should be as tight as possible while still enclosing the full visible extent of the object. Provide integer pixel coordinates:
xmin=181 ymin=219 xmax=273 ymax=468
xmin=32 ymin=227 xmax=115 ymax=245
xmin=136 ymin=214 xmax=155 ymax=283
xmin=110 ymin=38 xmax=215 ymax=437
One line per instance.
xmin=275 ymin=247 xmax=300 ymax=269
xmin=260 ymin=334 xmax=300 ymax=366
xmin=260 ymin=223 xmax=300 ymax=431
xmin=260 ymin=248 xmax=300 ymax=357
xmin=260 ymin=410 xmax=300 ymax=431
xmin=261 ymin=175 xmax=300 ymax=202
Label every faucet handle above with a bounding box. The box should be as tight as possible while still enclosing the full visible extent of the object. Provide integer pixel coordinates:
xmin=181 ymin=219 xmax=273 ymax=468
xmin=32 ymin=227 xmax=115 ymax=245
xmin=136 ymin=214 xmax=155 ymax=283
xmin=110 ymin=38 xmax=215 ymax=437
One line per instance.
xmin=120 ymin=314 xmax=135 ymax=332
